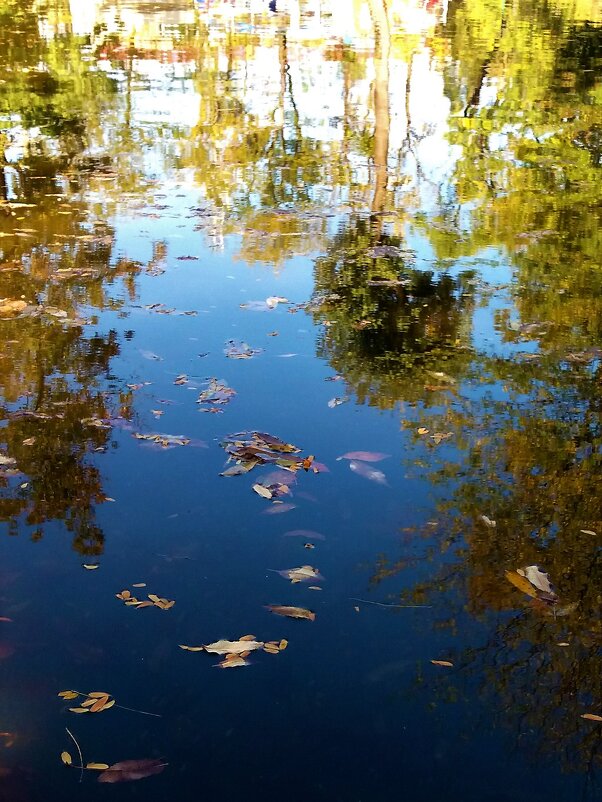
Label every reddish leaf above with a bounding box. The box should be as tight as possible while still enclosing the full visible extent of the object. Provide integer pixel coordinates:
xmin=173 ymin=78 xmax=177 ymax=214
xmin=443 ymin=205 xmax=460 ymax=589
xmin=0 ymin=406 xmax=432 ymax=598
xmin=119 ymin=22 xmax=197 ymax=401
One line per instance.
xmin=97 ymin=758 xmax=167 ymax=783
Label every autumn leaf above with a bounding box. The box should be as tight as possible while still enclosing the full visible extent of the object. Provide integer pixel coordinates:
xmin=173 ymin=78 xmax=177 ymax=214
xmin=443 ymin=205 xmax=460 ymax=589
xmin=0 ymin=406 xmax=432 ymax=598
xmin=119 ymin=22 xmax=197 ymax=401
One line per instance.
xmin=265 ymin=605 xmax=316 ymax=621
xmin=517 ymin=565 xmax=557 ymax=598
xmin=505 ymin=570 xmax=539 ymax=599
xmin=253 ymin=483 xmax=273 ymax=500
xmin=431 ymin=660 xmax=453 ymax=667
xmin=86 ymin=763 xmax=110 ymax=771
xmin=215 ymin=655 xmax=250 ymax=668
xmin=83 ymin=564 xmax=99 ymax=570
xmin=277 ymin=566 xmax=324 ymax=583
xmin=580 ymin=713 xmax=602 ymax=722
xmin=179 ymin=645 xmax=204 ymax=652
xmin=61 ymin=751 xmax=72 ymax=766
xmin=58 ymin=691 xmax=79 ymax=700
xmin=203 ymin=638 xmax=265 ymax=655
xmin=69 ymin=707 xmax=90 ymax=714
xmin=97 ymin=758 xmax=168 ymax=783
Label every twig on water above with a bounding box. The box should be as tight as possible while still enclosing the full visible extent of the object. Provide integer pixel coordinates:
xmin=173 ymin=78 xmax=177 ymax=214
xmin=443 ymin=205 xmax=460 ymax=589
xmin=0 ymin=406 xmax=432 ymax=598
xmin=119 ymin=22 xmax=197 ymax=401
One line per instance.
xmin=350 ymin=597 xmax=432 ymax=608
xmin=65 ymin=727 xmax=84 ymax=783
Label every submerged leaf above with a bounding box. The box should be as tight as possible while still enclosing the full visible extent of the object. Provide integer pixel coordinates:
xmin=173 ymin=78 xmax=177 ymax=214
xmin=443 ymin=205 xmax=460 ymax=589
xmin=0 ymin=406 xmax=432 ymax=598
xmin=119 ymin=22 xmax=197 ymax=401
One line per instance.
xmin=265 ymin=605 xmax=316 ymax=621
xmin=97 ymin=758 xmax=167 ymax=783
xmin=348 ymin=460 xmax=388 ymax=486
xmin=337 ymin=451 xmax=390 ymax=463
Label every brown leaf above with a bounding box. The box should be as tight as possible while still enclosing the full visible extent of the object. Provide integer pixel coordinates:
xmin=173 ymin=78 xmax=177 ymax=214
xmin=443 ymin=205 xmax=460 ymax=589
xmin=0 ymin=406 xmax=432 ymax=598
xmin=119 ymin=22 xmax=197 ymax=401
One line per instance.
xmin=581 ymin=713 xmax=602 ymax=722
xmin=90 ymin=696 xmax=112 ymax=713
xmin=58 ymin=690 xmax=79 ymax=700
xmin=431 ymin=660 xmax=453 ymax=667
xmin=216 ymin=655 xmax=249 ymax=668
xmin=265 ymin=605 xmax=316 ymax=622
xmin=179 ymin=645 xmax=204 ymax=652
xmin=97 ymin=758 xmax=168 ymax=783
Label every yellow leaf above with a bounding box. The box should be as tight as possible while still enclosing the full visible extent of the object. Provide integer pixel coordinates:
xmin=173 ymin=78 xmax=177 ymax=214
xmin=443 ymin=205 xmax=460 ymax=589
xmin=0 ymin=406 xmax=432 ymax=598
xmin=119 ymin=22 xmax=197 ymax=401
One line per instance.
xmin=87 ymin=691 xmax=110 ymax=698
xmin=86 ymin=763 xmax=110 ymax=770
xmin=61 ymin=751 xmax=72 ymax=766
xmin=504 ymin=570 xmax=538 ymax=599
xmin=240 ymin=634 xmax=257 ymax=641
xmin=69 ymin=707 xmax=90 ymax=713
xmin=431 ymin=660 xmax=453 ymax=667
xmin=83 ymin=564 xmax=99 ymax=570
xmin=148 ymin=594 xmax=161 ymax=603
xmin=58 ymin=691 xmax=79 ymax=700
xmin=278 ymin=639 xmax=288 ymax=651
xmin=417 ymin=428 xmax=429 ymax=435
xmin=581 ymin=713 xmax=602 ymax=722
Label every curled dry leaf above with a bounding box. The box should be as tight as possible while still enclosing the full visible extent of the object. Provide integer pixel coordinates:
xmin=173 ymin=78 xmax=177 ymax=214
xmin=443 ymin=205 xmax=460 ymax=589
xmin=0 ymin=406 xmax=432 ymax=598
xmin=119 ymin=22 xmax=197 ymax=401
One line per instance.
xmin=265 ymin=605 xmax=316 ymax=622
xmin=278 ymin=566 xmax=323 ymax=583
xmin=203 ymin=638 xmax=265 ymax=655
xmin=431 ymin=660 xmax=454 ymax=668
xmin=517 ymin=565 xmax=556 ymax=598
xmin=97 ymin=758 xmax=168 ymax=784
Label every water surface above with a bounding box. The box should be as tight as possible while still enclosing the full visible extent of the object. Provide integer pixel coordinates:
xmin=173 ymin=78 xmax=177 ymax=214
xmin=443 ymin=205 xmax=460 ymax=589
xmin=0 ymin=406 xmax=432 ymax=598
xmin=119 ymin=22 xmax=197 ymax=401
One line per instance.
xmin=0 ymin=1 xmax=600 ymax=800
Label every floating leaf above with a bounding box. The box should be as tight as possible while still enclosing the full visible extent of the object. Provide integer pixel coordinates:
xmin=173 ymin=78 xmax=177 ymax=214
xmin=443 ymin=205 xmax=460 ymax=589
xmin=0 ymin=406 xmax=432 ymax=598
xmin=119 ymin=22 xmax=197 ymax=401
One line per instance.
xmin=517 ymin=565 xmax=557 ymax=598
xmin=61 ymin=751 xmax=72 ymax=766
xmin=479 ymin=515 xmax=496 ymax=528
xmin=265 ymin=605 xmax=316 ymax=621
xmin=87 ymin=763 xmax=110 ymax=771
xmin=417 ymin=428 xmax=429 ymax=436
xmin=580 ymin=529 xmax=597 ymax=536
xmin=431 ymin=660 xmax=453 ymax=667
xmin=97 ymin=758 xmax=168 ymax=783
xmin=278 ymin=566 xmax=323 ymax=583
xmin=337 ymin=451 xmax=390 ymax=463
xmin=58 ymin=691 xmax=79 ymax=700
xmin=505 ymin=570 xmax=539 ymax=599
xmin=581 ymin=714 xmax=602 ymax=722
xmin=216 ymin=655 xmax=249 ymax=668
xmin=132 ymin=583 xmax=146 ymax=588
xmin=278 ymin=639 xmax=288 ymax=651
xmin=253 ymin=483 xmax=273 ymax=500
xmin=203 ymin=638 xmax=265 ymax=655
xmin=83 ymin=564 xmax=100 ymax=570
xmin=179 ymin=645 xmax=204 ymax=652
xmin=328 ymin=396 xmax=349 ymax=408
xmin=69 ymin=707 xmax=90 ymax=714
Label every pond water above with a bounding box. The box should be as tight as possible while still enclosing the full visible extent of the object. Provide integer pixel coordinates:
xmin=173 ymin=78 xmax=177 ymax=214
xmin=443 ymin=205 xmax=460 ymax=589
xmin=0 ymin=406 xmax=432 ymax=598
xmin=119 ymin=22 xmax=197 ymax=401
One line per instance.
xmin=0 ymin=1 xmax=600 ymax=800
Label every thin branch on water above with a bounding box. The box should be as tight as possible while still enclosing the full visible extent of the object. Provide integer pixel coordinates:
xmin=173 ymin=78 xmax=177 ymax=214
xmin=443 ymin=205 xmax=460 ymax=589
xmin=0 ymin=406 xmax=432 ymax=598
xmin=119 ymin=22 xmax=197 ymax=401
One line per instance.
xmin=350 ymin=597 xmax=432 ymax=608
xmin=66 ymin=690 xmax=161 ymax=718
xmin=65 ymin=727 xmax=84 ymax=783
